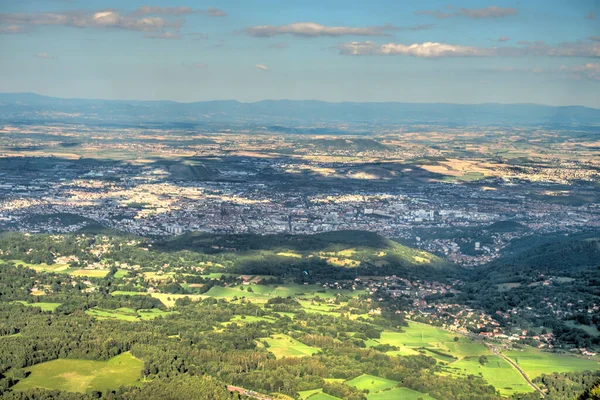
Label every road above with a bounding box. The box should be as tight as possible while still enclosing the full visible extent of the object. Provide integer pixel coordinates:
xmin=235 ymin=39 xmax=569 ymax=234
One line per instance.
xmin=487 ymin=345 xmax=545 ymax=398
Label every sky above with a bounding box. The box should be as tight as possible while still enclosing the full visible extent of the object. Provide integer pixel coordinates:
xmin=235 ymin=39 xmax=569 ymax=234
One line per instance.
xmin=0 ymin=0 xmax=599 ymax=107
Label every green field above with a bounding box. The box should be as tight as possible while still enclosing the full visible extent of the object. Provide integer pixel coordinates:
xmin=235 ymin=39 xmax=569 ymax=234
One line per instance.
xmin=373 ymin=323 xmax=488 ymax=358
xmin=367 ymin=387 xmax=434 ymax=400
xmin=263 ymin=334 xmax=320 ymax=359
xmin=345 ymin=374 xmax=398 ymax=392
xmin=13 ymin=352 xmax=143 ymax=393
xmin=113 ymin=269 xmax=129 ymax=279
xmin=12 ymin=301 xmax=61 ymax=311
xmin=71 ymin=269 xmax=110 ymax=278
xmin=86 ymin=307 xmax=173 ymax=321
xmin=11 ymin=260 xmax=71 ymax=273
xmin=299 ymin=388 xmax=324 ymax=399
xmin=443 ymin=355 xmax=532 ymax=396
xmin=505 ymin=349 xmax=600 ymax=378
xmin=306 ymin=393 xmax=340 ymax=400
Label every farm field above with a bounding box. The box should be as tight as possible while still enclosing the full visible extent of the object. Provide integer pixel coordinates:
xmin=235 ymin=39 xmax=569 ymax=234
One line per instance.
xmin=345 ymin=374 xmax=398 ymax=392
xmin=367 ymin=387 xmax=434 ymax=400
xmin=263 ymin=334 xmax=320 ymax=359
xmin=13 ymin=352 xmax=143 ymax=393
xmin=11 ymin=301 xmax=61 ymax=311
xmin=71 ymin=269 xmax=110 ymax=278
xmin=306 ymin=393 xmax=340 ymax=400
xmin=504 ymin=349 xmax=600 ymax=378
xmin=443 ymin=355 xmax=532 ymax=396
xmin=85 ymin=307 xmax=173 ymax=321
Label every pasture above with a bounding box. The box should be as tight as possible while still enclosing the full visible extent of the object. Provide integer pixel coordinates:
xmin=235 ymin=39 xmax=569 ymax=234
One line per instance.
xmin=345 ymin=374 xmax=398 ymax=392
xmin=367 ymin=387 xmax=434 ymax=400
xmin=13 ymin=352 xmax=143 ymax=393
xmin=505 ymin=349 xmax=600 ymax=378
xmin=71 ymin=269 xmax=110 ymax=278
xmin=12 ymin=301 xmax=61 ymax=312
xmin=85 ymin=307 xmax=173 ymax=321
xmin=443 ymin=355 xmax=532 ymax=396
xmin=263 ymin=334 xmax=320 ymax=359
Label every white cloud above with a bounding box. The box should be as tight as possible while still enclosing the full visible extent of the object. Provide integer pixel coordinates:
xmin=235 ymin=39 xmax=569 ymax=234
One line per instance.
xmin=337 ymin=41 xmax=492 ymax=57
xmin=244 ymin=22 xmax=429 ymax=38
xmin=497 ymin=36 xmax=510 ymax=42
xmin=0 ymin=10 xmax=181 ymax=33
xmin=34 ymin=52 xmax=52 ymax=59
xmin=336 ymin=40 xmax=600 ymax=58
xmin=416 ymin=6 xmax=517 ymax=19
xmin=255 ymin=64 xmax=269 ymax=71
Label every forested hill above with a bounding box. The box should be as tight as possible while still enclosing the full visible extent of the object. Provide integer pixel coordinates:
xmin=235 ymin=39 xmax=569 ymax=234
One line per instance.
xmin=1 ymin=92 xmax=599 ymax=125
xmin=157 ymin=230 xmax=455 ymax=280
xmin=474 ymin=233 xmax=600 ymax=282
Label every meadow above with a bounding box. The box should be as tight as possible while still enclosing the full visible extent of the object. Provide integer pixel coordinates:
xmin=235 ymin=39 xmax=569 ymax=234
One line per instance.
xmin=442 ymin=355 xmax=533 ymax=396
xmin=504 ymin=349 xmax=600 ymax=378
xmin=263 ymin=334 xmax=320 ymax=358
xmin=11 ymin=301 xmax=61 ymax=312
xmin=13 ymin=352 xmax=143 ymax=393
xmin=85 ymin=307 xmax=173 ymax=321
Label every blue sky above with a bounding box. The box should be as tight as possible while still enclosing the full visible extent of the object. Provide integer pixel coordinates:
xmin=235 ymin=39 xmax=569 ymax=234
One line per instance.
xmin=0 ymin=0 xmax=599 ymax=106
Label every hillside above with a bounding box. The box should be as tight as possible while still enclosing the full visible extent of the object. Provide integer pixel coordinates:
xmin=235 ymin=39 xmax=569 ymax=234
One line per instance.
xmin=158 ymin=230 xmax=454 ymax=280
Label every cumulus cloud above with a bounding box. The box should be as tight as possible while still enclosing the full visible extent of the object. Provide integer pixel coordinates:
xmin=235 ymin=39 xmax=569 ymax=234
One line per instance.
xmin=144 ymin=31 xmax=181 ymax=40
xmin=255 ymin=64 xmax=269 ymax=71
xmin=336 ymin=40 xmax=600 ymax=58
xmin=243 ymin=22 xmax=430 ymax=38
xmin=416 ymin=6 xmax=517 ymax=19
xmin=337 ymin=41 xmax=492 ymax=57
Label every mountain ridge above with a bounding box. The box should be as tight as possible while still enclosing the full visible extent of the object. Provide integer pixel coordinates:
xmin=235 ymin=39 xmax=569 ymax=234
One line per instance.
xmin=1 ymin=92 xmax=599 ymax=125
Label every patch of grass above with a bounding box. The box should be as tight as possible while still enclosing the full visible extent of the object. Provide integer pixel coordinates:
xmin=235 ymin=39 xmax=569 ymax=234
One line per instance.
xmin=345 ymin=374 xmax=397 ymax=392
xmin=11 ymin=301 xmax=61 ymax=312
xmin=263 ymin=334 xmax=320 ymax=359
xmin=367 ymin=387 xmax=434 ymax=400
xmin=13 ymin=352 xmax=143 ymax=393
xmin=307 ymin=393 xmax=341 ymax=400
xmin=505 ymin=349 xmax=600 ymax=378
xmin=71 ymin=269 xmax=110 ymax=278
xmin=113 ymin=269 xmax=129 ymax=279
xmin=298 ymin=388 xmax=323 ymax=399
xmin=443 ymin=355 xmax=532 ymax=396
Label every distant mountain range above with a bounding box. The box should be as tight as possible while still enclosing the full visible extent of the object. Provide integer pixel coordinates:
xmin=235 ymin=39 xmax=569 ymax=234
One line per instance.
xmin=0 ymin=92 xmax=599 ymax=126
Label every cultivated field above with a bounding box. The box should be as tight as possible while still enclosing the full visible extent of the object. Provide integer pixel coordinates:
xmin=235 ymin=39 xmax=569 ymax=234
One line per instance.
xmin=13 ymin=352 xmax=143 ymax=393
